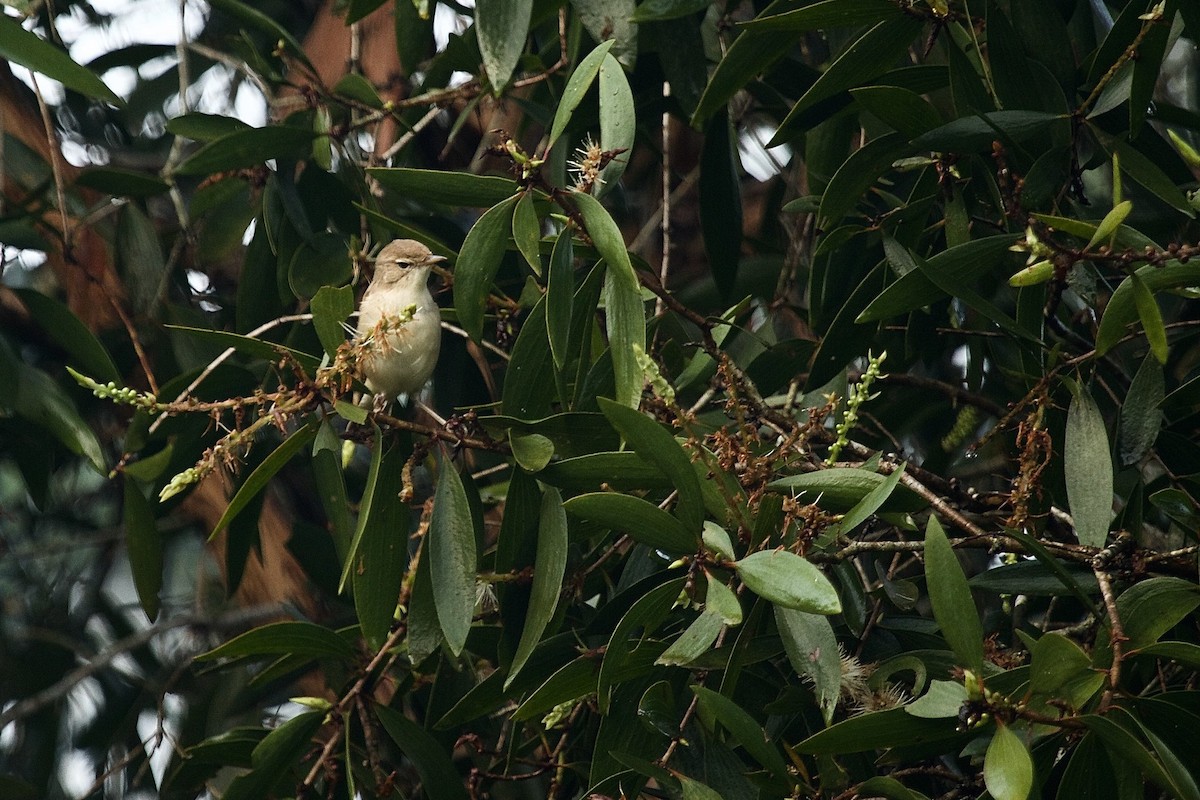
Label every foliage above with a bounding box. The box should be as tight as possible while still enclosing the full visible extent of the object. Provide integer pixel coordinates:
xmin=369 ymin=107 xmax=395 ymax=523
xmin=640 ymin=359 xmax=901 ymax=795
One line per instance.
xmin=3 ymin=1 xmax=1200 ymax=799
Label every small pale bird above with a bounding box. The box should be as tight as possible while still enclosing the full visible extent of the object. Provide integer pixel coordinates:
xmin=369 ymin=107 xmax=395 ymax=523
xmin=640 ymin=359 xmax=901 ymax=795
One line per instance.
xmin=355 ymin=239 xmax=445 ymax=403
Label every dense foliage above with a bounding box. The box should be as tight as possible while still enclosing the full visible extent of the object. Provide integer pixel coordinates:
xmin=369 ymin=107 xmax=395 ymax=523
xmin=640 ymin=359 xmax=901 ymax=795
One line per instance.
xmin=3 ymin=0 xmax=1200 ymax=798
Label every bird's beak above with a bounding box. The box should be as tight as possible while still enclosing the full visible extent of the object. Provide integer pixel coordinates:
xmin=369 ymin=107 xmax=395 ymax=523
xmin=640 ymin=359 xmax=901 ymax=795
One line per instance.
xmin=426 ymin=254 xmax=448 ymax=264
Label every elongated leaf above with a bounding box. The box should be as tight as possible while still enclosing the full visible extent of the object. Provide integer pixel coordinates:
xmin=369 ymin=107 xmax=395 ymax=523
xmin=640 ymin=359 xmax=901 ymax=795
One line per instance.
xmin=1088 ymin=200 xmax=1133 ymax=249
xmin=597 ymin=578 xmax=685 ymax=711
xmin=575 ymin=194 xmax=646 ymax=408
xmin=657 ymin=609 xmax=723 ymax=666
xmin=1096 ymin=262 xmax=1199 ymax=356
xmin=564 ymin=492 xmax=697 ymax=553
xmin=797 ymin=706 xmax=959 ymax=754
xmin=912 ymin=111 xmax=1066 ymax=152
xmin=772 ymin=14 xmax=925 ymax=142
xmin=208 ymin=0 xmax=312 ymax=67
xmin=548 ymin=41 xmax=615 ymax=149
xmin=571 ymin=0 xmax=636 ymax=68
xmin=704 ymin=571 xmax=742 ymax=625
xmin=222 ymin=712 xmax=324 ymax=800
xmin=512 ymin=191 xmax=542 ymax=275
xmin=923 ymin=516 xmax=983 ymax=672
xmin=837 ymin=463 xmax=905 ymax=536
xmin=429 ymin=453 xmax=478 ymax=656
xmin=699 ymin=110 xmax=743 ymax=299
xmin=743 ymin=0 xmax=899 ymax=31
xmin=692 ymin=685 xmax=789 ymax=779
xmin=850 ymin=85 xmax=941 ymax=137
xmin=453 ymin=195 xmax=518 ymax=342
xmin=0 ymin=14 xmax=122 ymax=105
xmin=166 ymin=112 xmax=251 ymax=141
xmin=368 ymin=167 xmax=519 ymax=207
xmin=1065 ymin=386 xmax=1113 ymax=548
xmin=1120 ymin=355 xmax=1164 ymax=466
xmin=311 ymin=285 xmax=354 ymax=359
xmin=353 ymin=446 xmax=410 ymax=648
xmin=312 ymin=422 xmax=352 ymax=559
xmin=507 ymin=488 xmax=568 ymax=688
xmin=776 ymin=606 xmax=840 ymax=723
xmin=198 ymin=621 xmax=355 ymax=661
xmin=597 ymin=53 xmax=635 ymax=191
xmin=984 ymin=723 xmax=1034 ymax=800
xmin=375 ymin=704 xmax=470 ymax=800
xmin=1108 ymin=137 xmax=1194 ymax=217
xmin=407 ymin=543 xmax=443 ymax=665
xmin=163 ymin=326 xmax=320 ymax=373
xmin=13 ymin=289 xmax=120 ymax=384
xmin=1130 ymin=273 xmax=1168 ymax=363
xmin=476 ymin=0 xmax=531 ymax=90
xmin=339 ymin=426 xmax=383 ymax=590
xmin=598 ymin=397 xmax=704 ymax=533
xmin=736 ymin=550 xmax=841 ymax=614
xmin=768 ymin=467 xmax=925 ymax=512
xmin=546 ymin=230 xmax=575 ymax=369
xmin=116 ymin=203 xmax=167 ymax=315
xmin=209 ymin=421 xmax=318 ymax=535
xmin=905 ymin=679 xmax=968 ymax=719
xmin=818 ymin=132 xmax=909 ymax=227
xmin=124 ymin=479 xmax=162 ymax=621
xmin=175 ymin=126 xmax=318 ymax=176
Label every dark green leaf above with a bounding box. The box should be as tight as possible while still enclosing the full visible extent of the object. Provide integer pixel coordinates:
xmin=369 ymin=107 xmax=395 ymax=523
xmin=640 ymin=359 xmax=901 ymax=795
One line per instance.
xmin=905 ymin=679 xmax=967 ymax=719
xmin=368 ymin=167 xmax=519 ymax=207
xmin=546 ymin=229 xmax=575 ymax=369
xmin=742 ymin=0 xmax=900 ymax=31
xmin=116 ymin=203 xmax=167 ymax=316
xmin=548 ymin=41 xmax=615 ymax=149
xmin=797 ymin=706 xmax=960 ymax=754
xmin=819 ymin=134 xmax=909 ymax=228
xmin=124 ymin=479 xmax=162 ymax=621
xmin=353 ymin=446 xmax=410 ymax=648
xmin=175 ymin=125 xmax=318 ymax=176
xmin=375 ymin=704 xmax=470 ymax=800
xmin=911 ymin=111 xmax=1066 ymax=152
xmin=598 ymin=397 xmax=704 ymax=533
xmin=13 ymin=365 xmax=105 ymax=472
xmin=692 ymin=685 xmax=789 ymax=778
xmin=164 ymin=325 xmax=321 ymax=373
xmin=210 ymin=421 xmax=318 ymax=537
xmin=198 ymin=621 xmax=355 ymax=661
xmin=429 ymin=452 xmax=478 ymax=656
xmin=776 ymin=606 xmax=840 ymax=723
xmin=166 ymin=112 xmax=251 ymax=141
xmin=923 ymin=515 xmax=983 ymax=672
xmin=1130 ymin=273 xmax=1168 ymax=363
xmin=851 ymin=85 xmax=941 ymax=137
xmin=207 ymin=0 xmax=313 ymax=68
xmin=768 ymin=467 xmax=925 ymax=512
xmin=310 ymin=285 xmax=354 ymax=359
xmin=0 ymin=14 xmax=122 ymax=105
xmin=75 ymin=167 xmax=170 ymax=197
xmin=837 ymin=463 xmax=905 ymax=536
xmin=597 ymin=53 xmax=635 ymax=191
xmin=1120 ymin=355 xmax=1164 ymax=465
xmin=630 ymin=0 xmax=711 ymax=22
xmin=222 ymin=712 xmax=323 ymax=800
xmin=476 ymin=0 xmax=531 ymax=90
xmin=13 ymin=289 xmax=120 ymax=384
xmin=1064 ymin=385 xmax=1113 ymax=548
xmin=507 ymin=488 xmax=568 ymax=687
xmin=453 ymin=195 xmax=518 ymax=342
xmin=657 ymin=609 xmax=723 ymax=666
xmin=512 ymin=191 xmax=542 ymax=275
xmin=699 ymin=110 xmax=743 ymax=300
xmin=564 ymin=492 xmax=697 ymax=553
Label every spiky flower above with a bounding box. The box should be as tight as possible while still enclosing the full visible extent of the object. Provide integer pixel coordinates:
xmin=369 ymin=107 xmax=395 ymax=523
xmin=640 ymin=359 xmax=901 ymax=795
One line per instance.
xmin=569 ymin=135 xmax=605 ymax=193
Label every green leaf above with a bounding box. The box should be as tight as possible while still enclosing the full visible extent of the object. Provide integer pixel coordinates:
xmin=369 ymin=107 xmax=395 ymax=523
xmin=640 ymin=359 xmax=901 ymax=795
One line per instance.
xmin=1065 ymin=385 xmax=1113 ymax=548
xmin=476 ymin=0 xmax=531 ymax=90
xmin=12 ymin=289 xmax=120 ymax=384
xmin=207 ymin=0 xmax=313 ymax=68
xmin=509 ymin=431 xmax=554 ymax=472
xmin=1107 ymin=136 xmax=1195 ymax=217
xmin=353 ymin=446 xmax=410 ymax=648
xmin=1094 ymin=577 xmax=1200 ymax=668
xmin=429 ymin=452 xmax=478 ymax=656
xmin=0 ymin=14 xmax=122 ymax=105
xmin=699 ymin=110 xmax=743 ymax=300
xmin=1096 ymin=262 xmax=1200 ymax=356
xmin=1028 ymin=632 xmax=1104 ymax=710
xmin=546 ymin=229 xmax=575 ymax=369
xmin=116 ymin=203 xmax=167 ymax=316
xmin=969 ymin=561 xmax=1099 ymax=597
xmin=776 ymin=606 xmax=841 ymax=723
xmin=512 ymin=191 xmax=542 ymax=275
xmin=375 ymin=704 xmax=470 ymax=800
xmin=197 ymin=621 xmax=355 ymax=661
xmin=507 ymin=488 xmax=568 ymax=688
xmin=502 ymin=296 xmax=555 ymax=420
xmin=312 ymin=422 xmax=352 ymax=560
xmin=310 ymin=285 xmax=354 ymax=359
xmin=598 ymin=398 xmax=704 ymax=533
xmin=10 ymin=365 xmax=105 ymax=472
xmin=704 ymin=572 xmax=742 ymax=625
xmin=166 ymin=112 xmax=251 ymax=141
xmin=768 ymin=467 xmax=925 ymax=512
xmin=1087 ymin=200 xmax=1134 ymax=250
xmin=209 ymin=422 xmax=318 ymax=535
xmin=911 ymin=111 xmax=1066 ymax=152
xmin=736 ymin=550 xmax=841 ymax=614
xmin=222 ymin=712 xmax=324 ymax=800
xmin=407 ymin=544 xmax=443 ymax=665
xmin=772 ymin=14 xmax=925 ymax=142
xmin=905 ymin=680 xmax=967 ymax=719
xmin=742 ymin=0 xmax=900 ymax=31
xmin=819 ymin=132 xmax=909 ymax=228
xmin=540 ymin=451 xmax=671 ymax=492
xmin=657 ymin=609 xmax=723 ymax=666
xmin=691 ymin=685 xmax=789 ymax=779
xmin=571 ymin=0 xmax=637 ymax=68
xmin=575 ymin=194 xmax=646 ymax=408
xmin=124 ymin=479 xmax=162 ymax=621
xmin=75 ymin=166 xmax=169 ymax=198
xmin=836 ymin=463 xmax=905 ymax=536
xmin=796 ymin=706 xmax=959 ymax=754
xmin=630 ymin=0 xmax=711 ymax=22
xmin=174 ymin=125 xmax=318 ymax=176
xmin=984 ymin=722 xmax=1034 ymax=800
xmin=1130 ymin=273 xmax=1168 ymax=363
xmin=564 ymin=492 xmax=697 ymax=553
xmin=851 ymin=85 xmax=941 ymax=137
xmin=923 ymin=515 xmax=983 ymax=672
xmin=1120 ymin=355 xmax=1164 ymax=465
xmin=678 ymin=775 xmax=724 ymax=800
xmin=1081 ymin=712 xmax=1181 ymax=798
xmin=597 ymin=53 xmax=635 ymax=191
xmin=597 ymin=578 xmax=685 ymax=712
xmin=453 ymin=195 xmax=518 ymax=342
xmin=368 ymin=167 xmax=519 ymax=207
xmin=548 ymin=40 xmax=615 ymax=149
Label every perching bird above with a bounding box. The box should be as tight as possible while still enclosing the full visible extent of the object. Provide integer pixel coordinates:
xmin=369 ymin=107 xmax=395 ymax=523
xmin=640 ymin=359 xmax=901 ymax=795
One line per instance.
xmin=355 ymin=239 xmax=444 ymax=403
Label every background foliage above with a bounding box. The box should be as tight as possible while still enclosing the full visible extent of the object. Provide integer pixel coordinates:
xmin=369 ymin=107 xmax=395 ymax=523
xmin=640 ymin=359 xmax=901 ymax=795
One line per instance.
xmin=3 ymin=0 xmax=1200 ymax=798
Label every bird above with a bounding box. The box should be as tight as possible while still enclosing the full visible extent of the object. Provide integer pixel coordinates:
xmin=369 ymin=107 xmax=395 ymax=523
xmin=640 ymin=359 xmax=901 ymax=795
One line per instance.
xmin=355 ymin=239 xmax=445 ymax=404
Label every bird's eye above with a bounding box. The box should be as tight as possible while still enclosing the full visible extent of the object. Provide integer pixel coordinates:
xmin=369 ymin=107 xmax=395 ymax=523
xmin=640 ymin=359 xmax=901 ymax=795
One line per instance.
xmin=395 ymin=259 xmax=412 ymax=269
